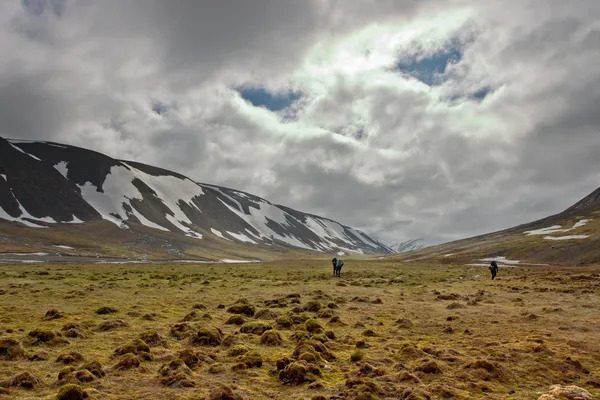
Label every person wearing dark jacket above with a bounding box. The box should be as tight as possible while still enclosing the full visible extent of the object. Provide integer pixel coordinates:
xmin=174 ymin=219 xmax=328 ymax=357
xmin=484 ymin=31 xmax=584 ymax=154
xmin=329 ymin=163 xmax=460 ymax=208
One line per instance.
xmin=331 ymin=257 xmax=344 ymax=277
xmin=489 ymin=261 xmax=499 ymax=280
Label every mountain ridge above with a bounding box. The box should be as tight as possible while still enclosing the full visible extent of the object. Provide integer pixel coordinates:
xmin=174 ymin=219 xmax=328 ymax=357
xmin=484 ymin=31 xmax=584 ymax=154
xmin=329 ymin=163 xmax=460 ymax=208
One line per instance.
xmin=0 ymin=137 xmax=391 ymax=260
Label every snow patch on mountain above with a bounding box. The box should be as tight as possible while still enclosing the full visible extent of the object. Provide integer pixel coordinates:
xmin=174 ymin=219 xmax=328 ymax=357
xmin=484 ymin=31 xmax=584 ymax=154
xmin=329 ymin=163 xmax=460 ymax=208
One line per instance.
xmin=130 ymin=207 xmax=169 ymax=231
xmin=54 ymin=161 xmax=69 ymax=178
xmin=525 ymin=219 xmax=590 ymax=236
xmin=226 ymin=230 xmax=257 ymax=244
xmin=9 ymin=142 xmax=41 ymax=161
xmin=211 ymin=228 xmax=231 ymax=241
xmin=76 ymin=163 xmax=205 ymax=235
xmin=544 ymin=235 xmax=589 ymax=240
xmin=215 ymin=196 xmax=315 ymax=249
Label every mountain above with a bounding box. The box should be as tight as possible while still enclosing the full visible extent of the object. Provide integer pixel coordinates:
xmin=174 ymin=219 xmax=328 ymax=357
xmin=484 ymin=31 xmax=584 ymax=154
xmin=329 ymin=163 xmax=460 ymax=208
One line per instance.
xmin=0 ymin=137 xmax=391 ymax=260
xmin=390 ymin=187 xmax=600 ymax=266
xmin=388 ymin=239 xmax=425 ymax=253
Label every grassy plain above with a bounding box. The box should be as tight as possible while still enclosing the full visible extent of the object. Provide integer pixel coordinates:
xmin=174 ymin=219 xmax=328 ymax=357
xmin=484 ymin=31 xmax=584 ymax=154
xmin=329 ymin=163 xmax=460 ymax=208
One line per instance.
xmin=1 ymin=259 xmax=599 ymax=399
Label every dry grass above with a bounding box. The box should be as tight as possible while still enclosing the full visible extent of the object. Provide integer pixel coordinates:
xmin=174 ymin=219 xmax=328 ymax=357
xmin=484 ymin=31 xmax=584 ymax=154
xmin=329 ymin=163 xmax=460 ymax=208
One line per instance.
xmin=1 ymin=259 xmax=599 ymax=399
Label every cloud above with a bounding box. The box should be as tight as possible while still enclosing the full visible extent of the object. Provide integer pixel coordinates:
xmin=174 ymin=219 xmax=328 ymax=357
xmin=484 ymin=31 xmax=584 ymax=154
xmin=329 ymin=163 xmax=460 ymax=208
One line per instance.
xmin=1 ymin=0 xmax=599 ymax=246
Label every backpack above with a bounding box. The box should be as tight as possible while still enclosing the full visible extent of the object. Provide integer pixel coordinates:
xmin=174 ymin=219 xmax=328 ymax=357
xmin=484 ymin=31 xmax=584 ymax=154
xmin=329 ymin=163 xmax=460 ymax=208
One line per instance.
xmin=337 ymin=260 xmax=344 ymax=268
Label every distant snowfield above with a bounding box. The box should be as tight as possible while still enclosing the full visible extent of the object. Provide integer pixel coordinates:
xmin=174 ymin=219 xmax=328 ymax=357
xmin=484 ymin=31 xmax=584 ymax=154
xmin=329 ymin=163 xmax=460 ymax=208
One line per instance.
xmin=481 ymin=256 xmax=520 ymax=265
xmin=525 ymin=219 xmax=590 ymax=236
xmin=544 ymin=235 xmax=589 ymax=240
xmin=54 ymin=245 xmax=74 ymax=249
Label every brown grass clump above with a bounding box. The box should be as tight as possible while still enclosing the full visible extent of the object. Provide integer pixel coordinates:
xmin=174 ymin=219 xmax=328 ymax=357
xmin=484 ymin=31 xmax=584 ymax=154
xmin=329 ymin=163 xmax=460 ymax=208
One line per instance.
xmin=114 ymin=338 xmax=150 ymax=356
xmin=174 ymin=349 xmax=199 ymax=369
xmin=237 ymin=350 xmax=263 ymax=368
xmin=278 ymin=361 xmax=322 ymax=385
xmin=291 ymin=313 xmax=311 ymax=325
xmin=239 ymin=321 xmax=272 ymax=335
xmin=112 ymin=354 xmax=141 ymax=370
xmin=5 ymin=371 xmax=43 ymax=389
xmin=362 ymin=329 xmax=377 ymax=337
xmin=58 ymin=366 xmax=77 ymax=381
xmin=311 ymin=334 xmax=328 ymax=343
xmin=95 ymin=306 xmax=118 ymax=315
xmin=351 ymin=350 xmax=364 ymax=362
xmin=293 ymin=340 xmax=336 ymax=362
xmin=226 ymin=302 xmax=255 ymax=317
xmin=446 ymin=302 xmax=465 ymax=310
xmin=415 ymin=360 xmax=442 ymax=374
xmin=73 ymin=370 xmax=95 ymax=383
xmin=44 ymin=308 xmax=65 ymax=320
xmin=208 ymin=363 xmax=226 ymax=374
xmin=298 ymin=352 xmax=320 ymax=364
xmin=394 ymin=318 xmax=414 ymax=329
xmin=56 ymin=352 xmax=84 ymax=364
xmin=208 ymin=384 xmax=241 ymax=400
xmin=29 ymin=351 xmax=49 ymax=361
xmin=305 ymin=319 xmax=324 ymax=334
xmin=221 ymin=334 xmax=242 ymax=348
xmin=62 ymin=328 xmax=88 ymax=339
xmin=254 ymin=308 xmax=279 ymax=320
xmin=464 ymin=359 xmax=508 ymax=381
xmin=56 ymin=384 xmax=88 ymax=400
xmin=397 ymin=371 xmax=421 ymax=383
xmin=260 ymin=329 xmax=283 ymax=346
xmin=225 ymin=315 xmax=246 ymax=325
xmin=316 ymin=308 xmax=335 ymax=318
xmin=0 ymin=338 xmax=24 ymax=360
xmin=302 ymin=300 xmax=322 ymax=312
xmin=81 ymin=361 xmax=105 ymax=377
xmin=170 ymin=323 xmax=195 ymax=340
xmin=158 ymin=359 xmax=195 ymax=388
xmin=276 ymin=315 xmax=293 ymax=328
xmin=95 ymin=319 xmax=129 ymax=332
xmin=27 ymin=329 xmax=69 ymax=346
xmin=189 ymin=327 xmax=223 ymax=346
xmin=227 ymin=345 xmax=249 ymax=357
xmin=437 ymin=293 xmax=461 ymax=300
xmin=139 ymin=330 xmax=168 ymax=347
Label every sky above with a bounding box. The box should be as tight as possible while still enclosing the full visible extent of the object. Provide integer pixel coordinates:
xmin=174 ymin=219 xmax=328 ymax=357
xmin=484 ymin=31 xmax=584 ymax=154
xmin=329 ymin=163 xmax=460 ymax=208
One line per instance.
xmin=1 ymin=0 xmax=600 ymax=246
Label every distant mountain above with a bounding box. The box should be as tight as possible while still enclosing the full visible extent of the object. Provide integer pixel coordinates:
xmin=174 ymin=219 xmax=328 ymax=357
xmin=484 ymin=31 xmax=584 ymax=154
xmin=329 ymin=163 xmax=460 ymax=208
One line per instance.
xmin=389 ymin=187 xmax=600 ymax=265
xmin=389 ymin=239 xmax=425 ymax=253
xmin=0 ymin=137 xmax=392 ymax=259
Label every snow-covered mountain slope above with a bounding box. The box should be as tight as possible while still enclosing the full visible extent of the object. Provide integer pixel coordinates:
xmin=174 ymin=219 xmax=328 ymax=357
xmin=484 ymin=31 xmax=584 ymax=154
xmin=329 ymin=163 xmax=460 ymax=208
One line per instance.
xmin=389 ymin=239 xmax=425 ymax=253
xmin=0 ymin=137 xmax=391 ymax=255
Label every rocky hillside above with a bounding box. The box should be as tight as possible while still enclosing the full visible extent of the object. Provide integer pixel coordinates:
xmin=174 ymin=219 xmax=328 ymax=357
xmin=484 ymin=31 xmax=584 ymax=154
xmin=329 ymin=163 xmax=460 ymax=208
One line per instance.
xmin=0 ymin=137 xmax=391 ymax=260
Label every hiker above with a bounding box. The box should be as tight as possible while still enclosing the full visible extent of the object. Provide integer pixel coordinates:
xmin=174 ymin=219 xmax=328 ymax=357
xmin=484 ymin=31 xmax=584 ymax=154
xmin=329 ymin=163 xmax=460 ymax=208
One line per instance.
xmin=331 ymin=257 xmax=344 ymax=278
xmin=489 ymin=261 xmax=498 ymax=280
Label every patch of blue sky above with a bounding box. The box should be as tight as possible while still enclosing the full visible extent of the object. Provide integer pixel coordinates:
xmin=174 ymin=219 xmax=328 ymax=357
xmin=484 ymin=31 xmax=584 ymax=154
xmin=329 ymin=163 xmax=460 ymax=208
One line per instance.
xmin=396 ymin=46 xmax=463 ymax=86
xmin=238 ymin=87 xmax=302 ymax=112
